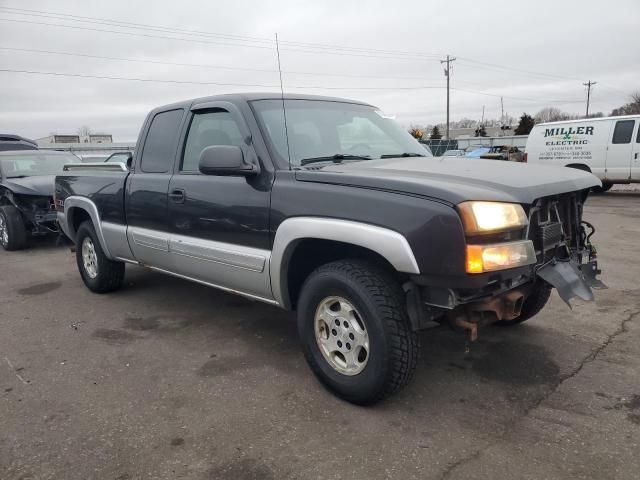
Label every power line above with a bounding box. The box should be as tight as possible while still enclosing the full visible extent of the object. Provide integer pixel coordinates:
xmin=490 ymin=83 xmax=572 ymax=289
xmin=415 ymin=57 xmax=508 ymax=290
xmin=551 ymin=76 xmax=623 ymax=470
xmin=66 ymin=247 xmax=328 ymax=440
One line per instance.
xmin=451 ymin=87 xmax=584 ymax=104
xmin=0 ymin=67 xmax=449 ymax=91
xmin=0 ymin=46 xmax=442 ymax=82
xmin=456 ymin=59 xmax=629 ymax=100
xmin=0 ymin=5 xmax=445 ymax=58
xmin=0 ymin=14 xmax=441 ymax=61
xmin=0 ymin=68 xmax=594 ymax=106
xmin=0 ymin=5 xmax=631 ymax=99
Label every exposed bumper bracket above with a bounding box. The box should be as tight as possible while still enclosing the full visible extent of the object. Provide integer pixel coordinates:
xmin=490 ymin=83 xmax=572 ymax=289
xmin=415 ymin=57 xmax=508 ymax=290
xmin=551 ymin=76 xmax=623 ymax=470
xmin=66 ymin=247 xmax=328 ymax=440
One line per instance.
xmin=536 ymin=259 xmax=606 ymax=307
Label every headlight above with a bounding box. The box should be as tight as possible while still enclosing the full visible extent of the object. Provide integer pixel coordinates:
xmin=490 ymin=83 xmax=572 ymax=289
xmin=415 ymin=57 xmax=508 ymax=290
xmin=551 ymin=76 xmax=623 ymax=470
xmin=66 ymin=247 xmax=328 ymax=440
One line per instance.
xmin=466 ymin=241 xmax=536 ymax=273
xmin=458 ymin=201 xmax=528 ymax=234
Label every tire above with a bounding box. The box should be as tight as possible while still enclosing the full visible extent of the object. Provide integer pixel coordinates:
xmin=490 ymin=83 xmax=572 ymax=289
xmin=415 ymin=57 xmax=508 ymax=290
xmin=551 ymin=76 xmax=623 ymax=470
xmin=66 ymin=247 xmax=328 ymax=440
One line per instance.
xmin=0 ymin=205 xmax=28 ymax=251
xmin=75 ymin=221 xmax=125 ymax=293
xmin=495 ymin=282 xmax=552 ymax=326
xmin=591 ymin=182 xmax=613 ymax=194
xmin=297 ymin=260 xmax=419 ymax=405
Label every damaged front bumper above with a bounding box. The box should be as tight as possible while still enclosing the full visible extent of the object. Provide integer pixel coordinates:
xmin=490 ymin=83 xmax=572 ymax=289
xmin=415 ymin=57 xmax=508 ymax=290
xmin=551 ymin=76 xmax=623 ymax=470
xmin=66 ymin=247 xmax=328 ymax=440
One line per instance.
xmin=406 ymin=194 xmax=606 ymax=341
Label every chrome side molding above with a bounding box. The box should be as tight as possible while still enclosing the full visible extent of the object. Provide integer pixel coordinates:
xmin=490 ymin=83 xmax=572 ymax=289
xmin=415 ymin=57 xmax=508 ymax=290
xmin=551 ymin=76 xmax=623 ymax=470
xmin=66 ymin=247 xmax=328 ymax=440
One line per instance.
xmin=63 ymin=162 xmax=128 ymax=172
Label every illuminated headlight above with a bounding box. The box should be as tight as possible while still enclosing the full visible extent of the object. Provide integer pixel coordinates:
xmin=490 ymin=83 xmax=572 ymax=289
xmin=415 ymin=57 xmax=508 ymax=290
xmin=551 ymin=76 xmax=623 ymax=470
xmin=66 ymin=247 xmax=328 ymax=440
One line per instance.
xmin=458 ymin=201 xmax=528 ymax=234
xmin=466 ymin=241 xmax=536 ymax=274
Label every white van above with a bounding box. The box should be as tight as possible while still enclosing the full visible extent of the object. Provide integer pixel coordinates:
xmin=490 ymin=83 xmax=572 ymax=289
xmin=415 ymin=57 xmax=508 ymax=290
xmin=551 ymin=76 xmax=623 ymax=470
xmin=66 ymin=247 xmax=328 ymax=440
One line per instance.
xmin=526 ymin=115 xmax=640 ymax=192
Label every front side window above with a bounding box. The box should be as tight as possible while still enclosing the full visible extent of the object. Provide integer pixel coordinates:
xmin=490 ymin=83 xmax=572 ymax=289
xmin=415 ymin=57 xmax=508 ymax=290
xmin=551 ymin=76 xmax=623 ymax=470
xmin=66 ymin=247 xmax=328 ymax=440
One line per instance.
xmin=252 ymin=100 xmax=430 ymax=168
xmin=0 ymin=153 xmax=79 ymax=178
xmin=140 ymin=109 xmax=184 ymax=173
xmin=612 ymin=120 xmax=635 ymax=144
xmin=181 ymin=110 xmax=244 ymax=172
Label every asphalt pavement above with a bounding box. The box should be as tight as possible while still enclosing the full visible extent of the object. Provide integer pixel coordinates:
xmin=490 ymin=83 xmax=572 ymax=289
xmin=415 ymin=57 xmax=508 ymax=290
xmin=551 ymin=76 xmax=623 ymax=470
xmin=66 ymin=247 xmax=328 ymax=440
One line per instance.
xmin=1 ymin=191 xmax=639 ymax=480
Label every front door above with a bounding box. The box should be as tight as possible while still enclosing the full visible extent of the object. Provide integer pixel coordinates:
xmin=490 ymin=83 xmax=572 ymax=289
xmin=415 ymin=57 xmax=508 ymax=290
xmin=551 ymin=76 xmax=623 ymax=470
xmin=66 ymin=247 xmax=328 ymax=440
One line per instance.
xmin=606 ymin=119 xmax=635 ymax=181
xmin=167 ymin=103 xmax=273 ymax=300
xmin=126 ymin=108 xmax=185 ymax=269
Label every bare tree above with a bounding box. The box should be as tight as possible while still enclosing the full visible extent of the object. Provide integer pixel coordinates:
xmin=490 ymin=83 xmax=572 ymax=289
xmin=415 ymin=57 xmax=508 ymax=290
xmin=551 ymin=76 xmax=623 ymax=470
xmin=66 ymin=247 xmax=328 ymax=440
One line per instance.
xmin=534 ymin=107 xmax=571 ymax=123
xmin=611 ymin=92 xmax=640 ymax=116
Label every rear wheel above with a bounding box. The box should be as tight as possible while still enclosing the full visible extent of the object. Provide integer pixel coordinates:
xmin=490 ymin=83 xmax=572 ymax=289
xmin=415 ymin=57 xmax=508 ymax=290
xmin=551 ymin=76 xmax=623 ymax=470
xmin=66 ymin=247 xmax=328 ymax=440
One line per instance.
xmin=297 ymin=260 xmax=418 ymax=405
xmin=0 ymin=205 xmax=28 ymax=251
xmin=495 ymin=282 xmax=552 ymax=326
xmin=591 ymin=182 xmax=613 ymax=194
xmin=75 ymin=221 xmax=125 ymax=293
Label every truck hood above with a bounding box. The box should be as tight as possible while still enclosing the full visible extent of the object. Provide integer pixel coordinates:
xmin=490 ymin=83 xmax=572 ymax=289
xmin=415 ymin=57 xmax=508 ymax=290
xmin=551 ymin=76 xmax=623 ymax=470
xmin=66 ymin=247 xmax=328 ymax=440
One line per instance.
xmin=295 ymin=157 xmax=600 ymax=205
xmin=1 ymin=175 xmax=55 ymax=196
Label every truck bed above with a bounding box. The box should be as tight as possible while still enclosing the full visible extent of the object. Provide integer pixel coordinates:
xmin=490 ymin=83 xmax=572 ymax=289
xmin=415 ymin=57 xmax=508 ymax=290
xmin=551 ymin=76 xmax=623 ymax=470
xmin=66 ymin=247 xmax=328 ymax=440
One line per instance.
xmin=56 ymin=163 xmax=130 ymax=225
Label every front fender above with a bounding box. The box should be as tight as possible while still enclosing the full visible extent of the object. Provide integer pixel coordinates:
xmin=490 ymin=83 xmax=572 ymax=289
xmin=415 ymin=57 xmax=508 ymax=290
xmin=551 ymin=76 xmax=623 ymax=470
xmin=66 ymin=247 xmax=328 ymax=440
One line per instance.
xmin=270 ymin=217 xmax=419 ymax=308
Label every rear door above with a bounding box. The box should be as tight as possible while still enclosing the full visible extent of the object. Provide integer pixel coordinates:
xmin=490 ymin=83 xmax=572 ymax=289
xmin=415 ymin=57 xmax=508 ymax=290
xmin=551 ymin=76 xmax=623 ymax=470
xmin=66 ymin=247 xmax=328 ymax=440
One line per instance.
xmin=126 ymin=108 xmax=185 ymax=268
xmin=166 ymin=102 xmax=273 ymax=299
xmin=606 ymin=119 xmax=635 ymax=181
xmin=632 ymin=121 xmax=640 ymax=180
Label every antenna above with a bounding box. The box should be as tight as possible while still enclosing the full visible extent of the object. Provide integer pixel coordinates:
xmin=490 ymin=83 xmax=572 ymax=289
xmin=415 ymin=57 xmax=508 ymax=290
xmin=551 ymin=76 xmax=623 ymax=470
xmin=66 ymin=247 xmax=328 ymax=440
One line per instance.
xmin=275 ymin=33 xmax=292 ymax=168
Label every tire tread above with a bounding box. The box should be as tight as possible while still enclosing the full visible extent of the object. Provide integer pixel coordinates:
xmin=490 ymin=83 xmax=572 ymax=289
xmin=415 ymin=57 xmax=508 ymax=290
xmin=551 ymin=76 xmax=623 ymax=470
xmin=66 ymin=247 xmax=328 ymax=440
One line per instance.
xmin=304 ymin=259 xmax=418 ymax=403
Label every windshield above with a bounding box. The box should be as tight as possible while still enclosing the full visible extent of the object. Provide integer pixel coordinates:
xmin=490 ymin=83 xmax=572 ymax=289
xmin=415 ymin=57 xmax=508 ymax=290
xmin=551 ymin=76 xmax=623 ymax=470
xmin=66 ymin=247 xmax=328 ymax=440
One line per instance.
xmin=252 ymin=99 xmax=431 ymax=168
xmin=0 ymin=153 xmax=79 ymax=178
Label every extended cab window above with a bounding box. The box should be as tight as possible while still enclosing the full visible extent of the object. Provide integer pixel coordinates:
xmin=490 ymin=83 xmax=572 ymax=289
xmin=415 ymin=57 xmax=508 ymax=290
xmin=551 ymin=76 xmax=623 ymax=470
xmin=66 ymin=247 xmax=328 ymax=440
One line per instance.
xmin=182 ymin=110 xmax=244 ymax=172
xmin=612 ymin=120 xmax=635 ymax=144
xmin=140 ymin=109 xmax=184 ymax=173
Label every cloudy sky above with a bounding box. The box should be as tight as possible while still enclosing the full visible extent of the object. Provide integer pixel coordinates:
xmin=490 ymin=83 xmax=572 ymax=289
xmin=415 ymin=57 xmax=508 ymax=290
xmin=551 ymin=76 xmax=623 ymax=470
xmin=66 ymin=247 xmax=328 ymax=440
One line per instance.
xmin=0 ymin=0 xmax=638 ymax=141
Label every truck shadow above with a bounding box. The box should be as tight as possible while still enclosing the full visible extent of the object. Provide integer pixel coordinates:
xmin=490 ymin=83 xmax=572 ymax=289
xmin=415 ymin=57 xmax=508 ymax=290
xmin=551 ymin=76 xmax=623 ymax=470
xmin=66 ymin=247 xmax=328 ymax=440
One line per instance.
xmin=110 ymin=266 xmax=564 ymax=424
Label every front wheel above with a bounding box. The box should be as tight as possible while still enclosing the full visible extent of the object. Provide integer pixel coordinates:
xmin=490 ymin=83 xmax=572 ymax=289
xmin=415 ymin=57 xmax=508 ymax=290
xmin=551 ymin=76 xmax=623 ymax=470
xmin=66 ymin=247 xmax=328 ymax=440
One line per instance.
xmin=0 ymin=205 xmax=28 ymax=251
xmin=297 ymin=260 xmax=419 ymax=405
xmin=75 ymin=221 xmax=125 ymax=293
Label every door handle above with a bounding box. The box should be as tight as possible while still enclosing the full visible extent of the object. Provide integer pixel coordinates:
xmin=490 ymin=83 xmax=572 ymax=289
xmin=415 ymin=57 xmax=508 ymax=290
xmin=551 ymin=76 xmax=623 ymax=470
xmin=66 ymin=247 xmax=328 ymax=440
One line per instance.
xmin=169 ymin=188 xmax=185 ymax=203
xmin=635 ymin=152 xmax=638 ymax=160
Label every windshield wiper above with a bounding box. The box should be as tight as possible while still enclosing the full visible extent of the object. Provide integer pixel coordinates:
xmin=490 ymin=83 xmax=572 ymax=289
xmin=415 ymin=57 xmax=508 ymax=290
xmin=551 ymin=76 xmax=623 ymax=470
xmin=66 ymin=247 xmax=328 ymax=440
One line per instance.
xmin=6 ymin=175 xmax=29 ymax=178
xmin=379 ymin=152 xmax=426 ymax=159
xmin=300 ymin=154 xmax=371 ymax=166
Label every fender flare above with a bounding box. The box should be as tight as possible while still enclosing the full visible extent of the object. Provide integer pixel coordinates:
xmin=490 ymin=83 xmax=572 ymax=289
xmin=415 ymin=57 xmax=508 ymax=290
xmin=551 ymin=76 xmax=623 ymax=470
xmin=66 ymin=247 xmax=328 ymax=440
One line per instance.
xmin=270 ymin=217 xmax=420 ymax=308
xmin=62 ymin=196 xmax=114 ymax=259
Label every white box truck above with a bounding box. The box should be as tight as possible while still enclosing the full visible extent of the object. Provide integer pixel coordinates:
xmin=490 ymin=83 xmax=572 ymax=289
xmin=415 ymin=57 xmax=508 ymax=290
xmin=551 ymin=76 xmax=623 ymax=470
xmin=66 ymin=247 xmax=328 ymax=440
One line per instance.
xmin=525 ymin=115 xmax=640 ymax=192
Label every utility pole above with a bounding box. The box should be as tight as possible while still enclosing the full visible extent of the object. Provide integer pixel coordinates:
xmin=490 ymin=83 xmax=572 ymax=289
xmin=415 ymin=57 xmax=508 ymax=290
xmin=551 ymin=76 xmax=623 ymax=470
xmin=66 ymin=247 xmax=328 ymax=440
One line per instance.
xmin=440 ymin=55 xmax=456 ymax=139
xmin=500 ymin=97 xmax=504 ymax=136
xmin=583 ymin=80 xmax=597 ymax=117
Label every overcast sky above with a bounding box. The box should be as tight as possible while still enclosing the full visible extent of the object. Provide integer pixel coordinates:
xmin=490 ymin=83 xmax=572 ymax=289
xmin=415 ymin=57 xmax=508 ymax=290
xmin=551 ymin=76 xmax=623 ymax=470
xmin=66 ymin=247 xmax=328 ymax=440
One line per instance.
xmin=0 ymin=0 xmax=638 ymax=141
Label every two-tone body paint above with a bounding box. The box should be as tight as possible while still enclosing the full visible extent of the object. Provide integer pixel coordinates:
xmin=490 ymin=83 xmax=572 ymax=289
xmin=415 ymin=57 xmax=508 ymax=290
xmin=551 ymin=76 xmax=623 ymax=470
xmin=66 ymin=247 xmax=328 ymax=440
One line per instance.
xmin=55 ymin=93 xmax=600 ymax=310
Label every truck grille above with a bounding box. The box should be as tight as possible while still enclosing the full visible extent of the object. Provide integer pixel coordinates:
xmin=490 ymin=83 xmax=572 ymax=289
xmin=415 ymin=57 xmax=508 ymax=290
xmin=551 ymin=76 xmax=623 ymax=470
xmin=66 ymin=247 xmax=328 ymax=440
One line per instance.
xmin=527 ymin=192 xmax=586 ymax=263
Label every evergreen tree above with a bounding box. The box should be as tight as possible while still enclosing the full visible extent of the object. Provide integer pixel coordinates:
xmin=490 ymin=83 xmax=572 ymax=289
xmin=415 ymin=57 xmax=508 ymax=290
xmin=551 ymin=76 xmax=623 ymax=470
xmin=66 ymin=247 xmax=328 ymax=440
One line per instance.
xmin=430 ymin=125 xmax=442 ymax=139
xmin=514 ymin=113 xmax=535 ymax=135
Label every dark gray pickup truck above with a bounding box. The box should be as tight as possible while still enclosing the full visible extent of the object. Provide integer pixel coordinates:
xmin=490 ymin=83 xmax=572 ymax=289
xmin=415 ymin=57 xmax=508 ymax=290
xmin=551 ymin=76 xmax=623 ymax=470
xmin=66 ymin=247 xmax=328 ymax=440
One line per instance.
xmin=55 ymin=93 xmax=604 ymax=404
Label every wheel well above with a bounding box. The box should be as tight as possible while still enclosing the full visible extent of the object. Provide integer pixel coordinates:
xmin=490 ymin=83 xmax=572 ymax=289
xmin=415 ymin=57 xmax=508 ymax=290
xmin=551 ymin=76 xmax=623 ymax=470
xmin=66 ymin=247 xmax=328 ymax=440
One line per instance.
xmin=565 ymin=163 xmax=591 ymax=172
xmin=69 ymin=207 xmax=91 ymax=239
xmin=285 ymin=238 xmax=401 ymax=309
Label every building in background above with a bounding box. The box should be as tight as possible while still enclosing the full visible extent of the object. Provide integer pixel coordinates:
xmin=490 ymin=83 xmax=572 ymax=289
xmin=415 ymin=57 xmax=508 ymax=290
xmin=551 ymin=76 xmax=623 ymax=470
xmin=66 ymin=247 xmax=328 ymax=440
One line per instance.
xmin=36 ymin=133 xmax=114 ymax=144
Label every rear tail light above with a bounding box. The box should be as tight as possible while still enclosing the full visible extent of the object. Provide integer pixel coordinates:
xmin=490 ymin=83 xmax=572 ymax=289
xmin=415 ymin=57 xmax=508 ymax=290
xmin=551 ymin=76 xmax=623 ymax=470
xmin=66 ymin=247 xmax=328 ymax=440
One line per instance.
xmin=523 ymin=153 xmax=528 ymax=163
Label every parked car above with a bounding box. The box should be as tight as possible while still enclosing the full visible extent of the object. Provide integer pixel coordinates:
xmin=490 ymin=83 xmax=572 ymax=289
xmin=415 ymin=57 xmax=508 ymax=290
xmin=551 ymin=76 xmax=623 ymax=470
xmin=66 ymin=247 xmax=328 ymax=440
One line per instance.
xmin=479 ymin=145 xmax=524 ymax=162
xmin=0 ymin=134 xmax=38 ymax=152
xmin=0 ymin=150 xmax=80 ymax=250
xmin=526 ymin=115 xmax=640 ymax=192
xmin=464 ymin=146 xmax=491 ymax=158
xmin=55 ymin=93 xmax=603 ymax=404
xmin=441 ymin=149 xmax=465 ymax=157
xmin=104 ymin=151 xmax=133 ymax=169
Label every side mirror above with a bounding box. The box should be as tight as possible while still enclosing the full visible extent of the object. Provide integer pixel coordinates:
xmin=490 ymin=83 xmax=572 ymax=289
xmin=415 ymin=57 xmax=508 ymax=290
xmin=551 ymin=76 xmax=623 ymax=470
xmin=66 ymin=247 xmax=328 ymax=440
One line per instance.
xmin=198 ymin=145 xmax=258 ymax=176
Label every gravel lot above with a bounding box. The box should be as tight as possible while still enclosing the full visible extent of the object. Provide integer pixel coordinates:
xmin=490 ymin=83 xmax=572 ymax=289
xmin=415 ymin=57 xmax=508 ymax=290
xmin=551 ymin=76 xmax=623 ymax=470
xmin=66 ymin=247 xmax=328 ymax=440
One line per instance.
xmin=1 ymin=192 xmax=639 ymax=480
